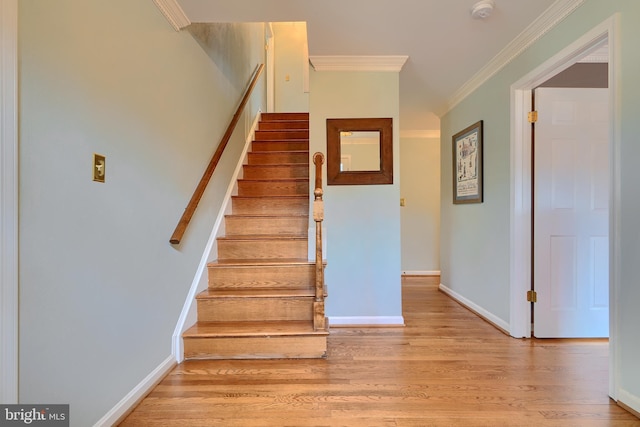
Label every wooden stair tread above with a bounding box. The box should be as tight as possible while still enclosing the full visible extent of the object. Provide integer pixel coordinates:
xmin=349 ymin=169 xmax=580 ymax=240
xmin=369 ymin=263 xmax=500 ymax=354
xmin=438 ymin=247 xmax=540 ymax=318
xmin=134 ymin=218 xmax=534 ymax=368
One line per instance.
xmin=217 ymin=234 xmax=306 ymax=241
xmin=196 ymin=288 xmax=314 ymax=299
xmin=225 ymin=214 xmax=308 ymax=218
xmin=233 ymin=195 xmax=307 ymax=199
xmin=208 ymin=258 xmax=313 ymax=267
xmin=249 ymin=150 xmax=309 ymax=154
xmin=238 ymin=178 xmax=309 ymax=182
xmin=244 ymin=163 xmax=308 ymax=167
xmin=252 ymin=139 xmax=309 ymax=143
xmin=183 ymin=321 xmax=328 ymax=338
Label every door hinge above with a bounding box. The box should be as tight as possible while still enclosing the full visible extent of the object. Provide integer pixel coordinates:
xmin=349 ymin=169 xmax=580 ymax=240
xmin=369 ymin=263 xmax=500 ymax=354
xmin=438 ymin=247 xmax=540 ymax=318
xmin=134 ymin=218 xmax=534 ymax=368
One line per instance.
xmin=528 ymin=111 xmax=538 ymax=123
xmin=527 ymin=290 xmax=538 ymax=303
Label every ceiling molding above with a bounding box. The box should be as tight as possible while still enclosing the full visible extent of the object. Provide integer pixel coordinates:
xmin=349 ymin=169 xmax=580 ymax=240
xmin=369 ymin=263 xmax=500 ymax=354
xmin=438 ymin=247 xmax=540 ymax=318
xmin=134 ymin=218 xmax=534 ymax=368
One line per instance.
xmin=309 ymin=55 xmax=409 ymax=72
xmin=444 ymin=0 xmax=585 ymax=114
xmin=153 ymin=0 xmax=191 ymax=31
xmin=400 ymin=130 xmax=441 ymax=139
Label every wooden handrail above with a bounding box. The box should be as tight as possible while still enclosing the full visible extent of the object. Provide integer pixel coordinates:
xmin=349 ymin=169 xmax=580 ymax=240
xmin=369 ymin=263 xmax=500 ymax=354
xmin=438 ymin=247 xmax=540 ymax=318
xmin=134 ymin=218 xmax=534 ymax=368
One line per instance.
xmin=312 ymin=152 xmax=327 ymax=331
xmin=170 ymin=63 xmax=265 ymax=245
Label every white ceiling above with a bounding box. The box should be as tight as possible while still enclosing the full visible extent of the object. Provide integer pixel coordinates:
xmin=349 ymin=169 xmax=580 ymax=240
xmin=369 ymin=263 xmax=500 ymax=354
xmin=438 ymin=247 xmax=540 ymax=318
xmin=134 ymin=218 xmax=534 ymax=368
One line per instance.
xmin=176 ymin=0 xmax=568 ymax=132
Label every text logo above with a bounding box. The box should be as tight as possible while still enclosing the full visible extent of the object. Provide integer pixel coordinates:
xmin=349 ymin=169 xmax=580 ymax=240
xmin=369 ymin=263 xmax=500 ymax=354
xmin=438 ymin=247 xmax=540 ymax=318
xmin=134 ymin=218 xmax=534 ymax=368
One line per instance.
xmin=0 ymin=405 xmax=68 ymax=427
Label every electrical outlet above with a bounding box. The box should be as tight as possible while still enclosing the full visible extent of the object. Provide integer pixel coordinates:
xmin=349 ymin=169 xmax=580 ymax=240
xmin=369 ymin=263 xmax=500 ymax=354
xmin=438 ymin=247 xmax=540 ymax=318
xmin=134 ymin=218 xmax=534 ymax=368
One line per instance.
xmin=93 ymin=154 xmax=105 ymax=183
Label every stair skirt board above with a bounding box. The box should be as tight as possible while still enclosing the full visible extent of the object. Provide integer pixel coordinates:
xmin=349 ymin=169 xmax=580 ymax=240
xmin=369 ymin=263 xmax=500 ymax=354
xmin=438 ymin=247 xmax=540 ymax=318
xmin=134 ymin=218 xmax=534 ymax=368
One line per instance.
xmin=328 ymin=316 xmax=405 ymax=327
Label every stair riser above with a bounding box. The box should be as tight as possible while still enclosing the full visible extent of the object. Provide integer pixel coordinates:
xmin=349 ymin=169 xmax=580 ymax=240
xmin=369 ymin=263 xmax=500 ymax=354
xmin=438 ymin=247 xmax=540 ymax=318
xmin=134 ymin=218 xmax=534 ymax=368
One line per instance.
xmin=225 ymin=216 xmax=308 ymax=235
xmin=258 ymin=121 xmax=309 ymax=131
xmin=248 ymin=152 xmax=309 ymax=165
xmin=196 ymin=297 xmax=313 ymax=322
xmin=231 ymin=197 xmax=308 ymax=215
xmin=237 ymin=180 xmax=309 ymax=196
xmin=251 ymin=141 xmax=309 ymax=152
xmin=217 ymin=239 xmax=307 ymax=260
xmin=243 ymin=165 xmax=309 ymax=180
xmin=255 ymin=130 xmax=309 ymax=140
xmin=208 ymin=264 xmax=315 ymax=289
xmin=261 ymin=112 xmax=309 ymax=122
xmin=184 ymin=335 xmax=326 ymax=360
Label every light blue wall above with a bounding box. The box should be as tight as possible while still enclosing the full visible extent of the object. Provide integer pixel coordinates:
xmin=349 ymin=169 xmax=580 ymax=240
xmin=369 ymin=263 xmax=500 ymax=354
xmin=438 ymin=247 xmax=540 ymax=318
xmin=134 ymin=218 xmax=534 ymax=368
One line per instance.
xmin=309 ymin=70 xmax=402 ymax=321
xmin=441 ymin=0 xmax=640 ymax=411
xmin=18 ymin=1 xmax=265 ymax=425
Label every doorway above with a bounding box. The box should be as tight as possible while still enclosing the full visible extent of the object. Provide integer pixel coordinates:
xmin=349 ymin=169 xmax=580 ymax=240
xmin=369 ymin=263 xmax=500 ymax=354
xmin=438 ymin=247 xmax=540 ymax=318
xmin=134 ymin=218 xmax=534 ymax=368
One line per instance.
xmin=509 ymin=16 xmax=619 ymax=398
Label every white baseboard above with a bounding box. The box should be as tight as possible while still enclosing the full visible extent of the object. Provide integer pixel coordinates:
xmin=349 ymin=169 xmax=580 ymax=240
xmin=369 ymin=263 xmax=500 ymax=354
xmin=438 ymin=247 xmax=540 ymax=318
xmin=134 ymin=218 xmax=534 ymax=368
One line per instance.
xmin=94 ymin=355 xmax=176 ymax=427
xmin=402 ymin=270 xmax=440 ymax=276
xmin=438 ymin=283 xmax=510 ymax=334
xmin=329 ymin=316 xmax=405 ymax=327
xmin=618 ymin=388 xmax=640 ymax=418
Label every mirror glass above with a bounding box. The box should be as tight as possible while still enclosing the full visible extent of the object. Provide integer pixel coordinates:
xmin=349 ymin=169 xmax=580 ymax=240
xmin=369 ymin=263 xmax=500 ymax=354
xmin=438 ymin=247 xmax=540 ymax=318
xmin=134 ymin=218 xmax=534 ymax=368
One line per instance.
xmin=339 ymin=131 xmax=381 ymax=171
xmin=326 ymin=118 xmax=393 ymax=185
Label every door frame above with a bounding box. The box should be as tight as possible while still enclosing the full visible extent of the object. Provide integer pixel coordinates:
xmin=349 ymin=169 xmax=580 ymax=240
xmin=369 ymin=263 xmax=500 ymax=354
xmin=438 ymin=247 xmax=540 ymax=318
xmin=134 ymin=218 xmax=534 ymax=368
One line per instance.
xmin=509 ymin=15 xmax=620 ymax=399
xmin=0 ymin=0 xmax=19 ymax=404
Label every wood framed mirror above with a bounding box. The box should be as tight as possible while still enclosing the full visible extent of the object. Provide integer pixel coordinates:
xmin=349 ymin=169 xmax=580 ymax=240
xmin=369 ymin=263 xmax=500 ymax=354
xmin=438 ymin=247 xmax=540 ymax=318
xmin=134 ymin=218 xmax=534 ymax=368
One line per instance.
xmin=326 ymin=117 xmax=393 ymax=185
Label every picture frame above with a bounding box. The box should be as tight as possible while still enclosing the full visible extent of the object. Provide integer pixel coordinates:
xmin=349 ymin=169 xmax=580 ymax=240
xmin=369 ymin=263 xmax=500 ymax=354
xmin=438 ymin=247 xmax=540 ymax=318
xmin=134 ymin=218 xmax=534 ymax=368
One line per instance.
xmin=452 ymin=120 xmax=483 ymax=204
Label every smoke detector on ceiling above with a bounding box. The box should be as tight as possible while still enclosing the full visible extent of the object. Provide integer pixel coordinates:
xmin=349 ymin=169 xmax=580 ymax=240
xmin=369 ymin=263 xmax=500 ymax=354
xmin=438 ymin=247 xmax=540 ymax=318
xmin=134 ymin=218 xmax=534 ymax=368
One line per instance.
xmin=471 ymin=0 xmax=495 ymax=19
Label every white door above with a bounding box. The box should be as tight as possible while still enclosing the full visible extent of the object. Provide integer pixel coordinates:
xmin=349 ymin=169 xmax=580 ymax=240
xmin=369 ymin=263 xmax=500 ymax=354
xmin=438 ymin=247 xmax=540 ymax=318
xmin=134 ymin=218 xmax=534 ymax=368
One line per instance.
xmin=533 ymin=87 xmax=609 ymax=338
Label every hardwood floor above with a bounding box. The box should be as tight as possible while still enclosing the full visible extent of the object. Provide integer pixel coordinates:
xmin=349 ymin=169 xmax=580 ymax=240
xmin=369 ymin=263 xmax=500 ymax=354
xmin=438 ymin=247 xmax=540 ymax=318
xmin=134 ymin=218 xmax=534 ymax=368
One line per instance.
xmin=120 ymin=276 xmax=639 ymax=426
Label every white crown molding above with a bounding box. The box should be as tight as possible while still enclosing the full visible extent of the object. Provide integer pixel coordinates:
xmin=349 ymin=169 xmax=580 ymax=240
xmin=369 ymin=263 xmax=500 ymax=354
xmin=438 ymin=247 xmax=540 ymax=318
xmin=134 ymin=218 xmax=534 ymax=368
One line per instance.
xmin=309 ymin=55 xmax=409 ymax=72
xmin=153 ymin=0 xmax=191 ymax=31
xmin=400 ymin=130 xmax=441 ymax=139
xmin=444 ymin=0 xmax=585 ymax=114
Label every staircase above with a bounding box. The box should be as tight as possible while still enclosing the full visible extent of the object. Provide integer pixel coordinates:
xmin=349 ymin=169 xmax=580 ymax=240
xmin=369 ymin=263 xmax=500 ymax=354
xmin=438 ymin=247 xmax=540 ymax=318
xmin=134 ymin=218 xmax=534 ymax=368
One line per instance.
xmin=182 ymin=112 xmax=328 ymax=359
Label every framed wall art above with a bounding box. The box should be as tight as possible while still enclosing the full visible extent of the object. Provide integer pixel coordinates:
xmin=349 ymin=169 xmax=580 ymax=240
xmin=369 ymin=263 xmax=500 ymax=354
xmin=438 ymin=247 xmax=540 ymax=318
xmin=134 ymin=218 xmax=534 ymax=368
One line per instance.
xmin=452 ymin=120 xmax=483 ymax=204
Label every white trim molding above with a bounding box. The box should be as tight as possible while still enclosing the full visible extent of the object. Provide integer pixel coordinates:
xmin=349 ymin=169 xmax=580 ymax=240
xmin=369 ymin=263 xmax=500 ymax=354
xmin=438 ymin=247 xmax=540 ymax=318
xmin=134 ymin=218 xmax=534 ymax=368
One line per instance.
xmin=618 ymin=389 xmax=640 ymax=419
xmin=329 ymin=316 xmax=405 ymax=327
xmin=152 ymin=0 xmax=191 ymax=31
xmin=93 ymin=356 xmax=176 ymax=427
xmin=439 ymin=283 xmax=510 ymax=334
xmin=445 ymin=0 xmax=585 ymax=114
xmin=0 ymin=0 xmax=19 ymax=405
xmin=309 ymin=55 xmax=409 ymax=72
xmin=402 ymin=270 xmax=441 ymax=277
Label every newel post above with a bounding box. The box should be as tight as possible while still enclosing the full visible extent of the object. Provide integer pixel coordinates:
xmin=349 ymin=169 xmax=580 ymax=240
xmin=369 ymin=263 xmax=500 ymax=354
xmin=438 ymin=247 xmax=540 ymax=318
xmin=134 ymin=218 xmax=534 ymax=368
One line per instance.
xmin=312 ymin=152 xmax=326 ymax=331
